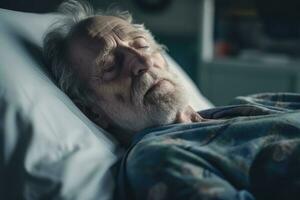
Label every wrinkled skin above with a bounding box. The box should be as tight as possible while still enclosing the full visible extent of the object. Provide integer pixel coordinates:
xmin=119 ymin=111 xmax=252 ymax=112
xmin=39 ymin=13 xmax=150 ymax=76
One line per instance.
xmin=67 ymin=16 xmax=204 ymax=144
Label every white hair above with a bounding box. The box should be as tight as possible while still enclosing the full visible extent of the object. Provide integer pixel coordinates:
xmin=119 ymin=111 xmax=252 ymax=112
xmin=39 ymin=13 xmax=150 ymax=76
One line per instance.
xmin=43 ymin=0 xmax=158 ymax=111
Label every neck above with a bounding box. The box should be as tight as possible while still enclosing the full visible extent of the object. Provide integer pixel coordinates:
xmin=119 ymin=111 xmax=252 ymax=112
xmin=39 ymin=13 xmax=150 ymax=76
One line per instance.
xmin=108 ymin=126 xmax=135 ymax=148
xmin=108 ymin=105 xmax=205 ymax=147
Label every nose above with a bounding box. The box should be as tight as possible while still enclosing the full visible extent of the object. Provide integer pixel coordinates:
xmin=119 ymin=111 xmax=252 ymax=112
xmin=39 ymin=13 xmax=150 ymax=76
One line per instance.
xmin=122 ymin=48 xmax=153 ymax=76
xmin=132 ymin=55 xmax=153 ymax=76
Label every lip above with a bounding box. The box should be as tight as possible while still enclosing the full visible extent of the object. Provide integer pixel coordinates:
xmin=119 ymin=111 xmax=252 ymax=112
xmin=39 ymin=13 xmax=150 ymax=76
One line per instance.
xmin=144 ymin=79 xmax=167 ymax=97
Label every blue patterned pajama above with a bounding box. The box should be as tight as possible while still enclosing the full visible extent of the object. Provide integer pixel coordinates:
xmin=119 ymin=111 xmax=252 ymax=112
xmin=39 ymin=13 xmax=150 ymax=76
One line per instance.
xmin=116 ymin=93 xmax=300 ymax=200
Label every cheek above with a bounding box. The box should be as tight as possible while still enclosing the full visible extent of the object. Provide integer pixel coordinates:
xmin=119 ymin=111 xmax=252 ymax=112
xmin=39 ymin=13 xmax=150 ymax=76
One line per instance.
xmin=152 ymin=53 xmax=167 ymax=69
xmin=93 ymin=81 xmax=131 ymax=104
xmin=114 ymin=93 xmax=126 ymax=103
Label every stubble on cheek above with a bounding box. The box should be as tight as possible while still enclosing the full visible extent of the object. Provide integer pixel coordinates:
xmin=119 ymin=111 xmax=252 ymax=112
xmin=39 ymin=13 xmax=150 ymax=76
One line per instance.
xmin=115 ymin=93 xmax=125 ymax=103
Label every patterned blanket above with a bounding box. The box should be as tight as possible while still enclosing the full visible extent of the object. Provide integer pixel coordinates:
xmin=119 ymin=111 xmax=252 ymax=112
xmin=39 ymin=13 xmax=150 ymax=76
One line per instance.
xmin=116 ymin=93 xmax=300 ymax=200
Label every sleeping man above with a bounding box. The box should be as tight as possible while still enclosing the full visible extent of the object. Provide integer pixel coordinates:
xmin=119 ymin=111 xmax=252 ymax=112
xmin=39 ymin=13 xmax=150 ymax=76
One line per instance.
xmin=44 ymin=1 xmax=300 ymax=200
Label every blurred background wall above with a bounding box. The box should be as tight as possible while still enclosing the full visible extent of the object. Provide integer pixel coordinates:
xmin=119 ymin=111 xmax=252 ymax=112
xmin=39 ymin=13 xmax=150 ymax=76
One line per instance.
xmin=2 ymin=0 xmax=300 ymax=106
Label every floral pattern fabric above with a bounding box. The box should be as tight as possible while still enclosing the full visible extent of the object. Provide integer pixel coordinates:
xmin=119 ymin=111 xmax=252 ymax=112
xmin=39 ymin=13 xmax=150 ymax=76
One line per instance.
xmin=116 ymin=93 xmax=300 ymax=200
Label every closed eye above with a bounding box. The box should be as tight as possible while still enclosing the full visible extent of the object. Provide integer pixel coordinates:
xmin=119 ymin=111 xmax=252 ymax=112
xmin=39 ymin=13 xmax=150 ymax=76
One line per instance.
xmin=101 ymin=54 xmax=116 ymax=73
xmin=132 ymin=37 xmax=150 ymax=50
xmin=138 ymin=45 xmax=150 ymax=49
xmin=103 ymin=65 xmax=115 ymax=72
xmin=101 ymin=63 xmax=119 ymax=81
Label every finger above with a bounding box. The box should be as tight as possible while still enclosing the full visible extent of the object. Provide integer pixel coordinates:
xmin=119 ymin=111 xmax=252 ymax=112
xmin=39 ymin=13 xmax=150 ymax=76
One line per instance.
xmin=191 ymin=113 xmax=204 ymax=122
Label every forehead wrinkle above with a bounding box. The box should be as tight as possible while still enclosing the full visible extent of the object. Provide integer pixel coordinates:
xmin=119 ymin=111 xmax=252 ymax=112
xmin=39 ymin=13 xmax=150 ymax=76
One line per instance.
xmin=81 ymin=33 xmax=112 ymax=69
xmin=89 ymin=19 xmax=145 ymax=41
xmin=112 ymin=24 xmax=136 ymax=40
xmin=82 ymin=16 xmax=152 ymax=71
xmin=86 ymin=25 xmax=119 ymax=61
xmin=112 ymin=23 xmax=148 ymax=41
xmin=87 ymin=18 xmax=124 ymax=38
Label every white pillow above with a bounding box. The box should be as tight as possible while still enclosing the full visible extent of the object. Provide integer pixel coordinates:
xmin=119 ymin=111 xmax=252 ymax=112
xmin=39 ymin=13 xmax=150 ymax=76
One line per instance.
xmin=0 ymin=8 xmax=212 ymax=199
xmin=0 ymin=9 xmax=117 ymax=200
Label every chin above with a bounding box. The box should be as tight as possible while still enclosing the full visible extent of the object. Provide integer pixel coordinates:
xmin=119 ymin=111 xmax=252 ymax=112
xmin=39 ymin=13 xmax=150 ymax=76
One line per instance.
xmin=123 ymin=72 xmax=188 ymax=131
xmin=118 ymin=90 xmax=186 ymax=133
xmin=145 ymin=85 xmax=187 ymax=126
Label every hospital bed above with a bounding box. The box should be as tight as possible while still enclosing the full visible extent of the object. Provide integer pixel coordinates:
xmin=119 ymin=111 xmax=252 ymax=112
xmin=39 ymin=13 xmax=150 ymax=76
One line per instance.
xmin=0 ymin=8 xmax=213 ymax=199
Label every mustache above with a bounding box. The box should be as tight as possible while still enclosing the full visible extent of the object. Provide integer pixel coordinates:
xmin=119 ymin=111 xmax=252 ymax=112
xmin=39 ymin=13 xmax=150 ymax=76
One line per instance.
xmin=131 ymin=71 xmax=155 ymax=105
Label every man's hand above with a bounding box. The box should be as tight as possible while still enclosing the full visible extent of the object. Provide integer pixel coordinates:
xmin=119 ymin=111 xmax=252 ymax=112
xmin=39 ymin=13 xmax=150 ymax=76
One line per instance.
xmin=175 ymin=105 xmax=207 ymax=123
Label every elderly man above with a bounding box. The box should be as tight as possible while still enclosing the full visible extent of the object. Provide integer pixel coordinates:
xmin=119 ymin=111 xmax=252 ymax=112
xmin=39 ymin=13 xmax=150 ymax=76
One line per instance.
xmin=44 ymin=1 xmax=300 ymax=200
xmin=44 ymin=1 xmax=205 ymax=146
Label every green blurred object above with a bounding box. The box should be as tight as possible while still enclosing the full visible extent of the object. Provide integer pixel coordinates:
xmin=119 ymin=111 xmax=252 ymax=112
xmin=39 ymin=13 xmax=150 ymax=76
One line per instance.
xmin=155 ymin=34 xmax=198 ymax=82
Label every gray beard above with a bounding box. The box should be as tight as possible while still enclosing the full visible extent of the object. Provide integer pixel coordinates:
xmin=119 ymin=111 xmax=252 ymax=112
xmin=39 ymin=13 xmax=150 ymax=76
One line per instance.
xmin=130 ymin=69 xmax=187 ymax=129
xmin=98 ymin=68 xmax=188 ymax=134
